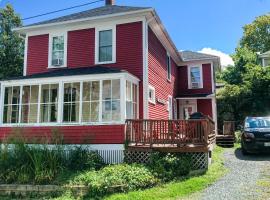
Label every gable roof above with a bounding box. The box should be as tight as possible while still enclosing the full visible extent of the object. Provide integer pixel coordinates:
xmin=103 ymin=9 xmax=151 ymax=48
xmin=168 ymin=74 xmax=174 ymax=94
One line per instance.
xmin=1 ymin=66 xmax=125 ymax=81
xmin=259 ymin=50 xmax=270 ymax=58
xmin=179 ymin=51 xmax=219 ymax=62
xmin=24 ymin=5 xmax=151 ymax=28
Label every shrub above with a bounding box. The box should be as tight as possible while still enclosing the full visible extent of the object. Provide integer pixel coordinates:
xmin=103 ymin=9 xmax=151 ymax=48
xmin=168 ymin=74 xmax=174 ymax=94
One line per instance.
xmin=70 ymin=164 xmax=159 ymax=197
xmin=148 ymin=152 xmax=192 ymax=181
xmin=66 ymin=146 xmax=104 ymax=171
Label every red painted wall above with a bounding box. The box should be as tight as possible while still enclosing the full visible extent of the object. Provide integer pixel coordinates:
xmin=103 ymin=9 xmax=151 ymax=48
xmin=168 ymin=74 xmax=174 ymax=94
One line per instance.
xmin=197 ymin=99 xmax=213 ymax=118
xmin=178 ymin=63 xmax=213 ymax=95
xmin=0 ymin=125 xmax=125 ymax=144
xmin=27 ymin=34 xmax=49 ymax=75
xmin=148 ymin=28 xmax=178 ymax=119
xmin=25 ymin=21 xmax=144 ymax=118
xmin=67 ymin=28 xmax=95 ymax=67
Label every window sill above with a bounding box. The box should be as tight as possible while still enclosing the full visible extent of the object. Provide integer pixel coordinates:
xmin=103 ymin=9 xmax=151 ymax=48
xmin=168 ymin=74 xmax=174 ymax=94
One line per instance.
xmin=149 ymin=100 xmax=156 ymax=105
xmin=167 ymin=79 xmax=172 ymax=83
xmin=95 ymin=60 xmax=116 ymax=65
xmin=48 ymin=66 xmax=67 ymax=69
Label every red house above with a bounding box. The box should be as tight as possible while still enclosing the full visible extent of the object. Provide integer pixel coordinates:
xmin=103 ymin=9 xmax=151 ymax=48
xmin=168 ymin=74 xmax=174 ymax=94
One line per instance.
xmin=0 ymin=0 xmax=219 ymax=163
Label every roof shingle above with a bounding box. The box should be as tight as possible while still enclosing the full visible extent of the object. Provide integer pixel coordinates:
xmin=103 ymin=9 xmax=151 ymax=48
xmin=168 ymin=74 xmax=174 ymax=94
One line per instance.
xmin=25 ymin=5 xmax=151 ymax=27
xmin=179 ymin=50 xmax=219 ymax=61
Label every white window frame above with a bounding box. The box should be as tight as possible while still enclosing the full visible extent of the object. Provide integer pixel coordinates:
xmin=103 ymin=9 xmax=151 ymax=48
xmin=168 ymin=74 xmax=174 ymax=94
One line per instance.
xmin=166 ymin=52 xmax=171 ymax=81
xmin=95 ymin=25 xmax=116 ymax=65
xmin=148 ymin=85 xmax=156 ymax=104
xmin=188 ymin=64 xmax=203 ymax=89
xmin=0 ymin=73 xmax=139 ymax=127
xmin=48 ymin=32 xmax=68 ymax=69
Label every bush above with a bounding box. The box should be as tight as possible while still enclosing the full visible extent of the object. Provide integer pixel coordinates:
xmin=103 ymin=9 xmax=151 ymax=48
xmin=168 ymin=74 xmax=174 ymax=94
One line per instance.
xmin=148 ymin=152 xmax=192 ymax=181
xmin=66 ymin=146 xmax=104 ymax=171
xmin=0 ymin=142 xmax=104 ymax=184
xmin=70 ymin=164 xmax=159 ymax=197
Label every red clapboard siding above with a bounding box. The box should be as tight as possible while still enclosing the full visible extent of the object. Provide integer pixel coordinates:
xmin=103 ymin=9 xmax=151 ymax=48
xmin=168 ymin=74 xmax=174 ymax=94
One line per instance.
xmin=27 ymin=34 xmax=49 ymax=75
xmin=67 ymin=28 xmax=95 ymax=67
xmin=178 ymin=64 xmax=213 ymax=95
xmin=103 ymin=21 xmax=144 ymax=118
xmin=197 ymin=99 xmax=213 ymax=118
xmin=0 ymin=125 xmax=125 ymax=144
xmin=148 ymin=28 xmax=178 ymax=119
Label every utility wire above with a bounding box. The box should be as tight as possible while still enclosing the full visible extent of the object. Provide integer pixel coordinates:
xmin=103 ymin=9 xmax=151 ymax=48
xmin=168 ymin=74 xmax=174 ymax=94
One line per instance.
xmin=22 ymin=0 xmax=104 ymax=20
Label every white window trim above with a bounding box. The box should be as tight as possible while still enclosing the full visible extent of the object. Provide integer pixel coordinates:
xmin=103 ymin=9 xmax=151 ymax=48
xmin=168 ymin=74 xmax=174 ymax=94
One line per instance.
xmin=167 ymin=52 xmax=172 ymax=82
xmin=148 ymin=85 xmax=156 ymax=105
xmin=188 ymin=64 xmax=203 ymax=89
xmin=0 ymin=73 xmax=139 ymax=127
xmin=48 ymin=32 xmax=68 ymax=69
xmin=167 ymin=95 xmax=173 ymax=119
xmin=95 ymin=25 xmax=116 ymax=65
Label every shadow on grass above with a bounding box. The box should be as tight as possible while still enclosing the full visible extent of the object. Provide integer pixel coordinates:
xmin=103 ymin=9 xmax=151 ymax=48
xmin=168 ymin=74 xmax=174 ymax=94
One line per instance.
xmin=234 ymin=148 xmax=270 ymax=162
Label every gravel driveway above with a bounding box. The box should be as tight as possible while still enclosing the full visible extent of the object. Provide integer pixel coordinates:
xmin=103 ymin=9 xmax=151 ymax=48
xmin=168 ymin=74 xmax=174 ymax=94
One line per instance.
xmin=199 ymin=147 xmax=270 ymax=200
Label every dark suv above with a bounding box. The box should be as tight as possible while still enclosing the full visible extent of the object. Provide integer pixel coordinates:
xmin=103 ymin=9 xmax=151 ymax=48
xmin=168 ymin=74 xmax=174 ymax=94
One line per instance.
xmin=241 ymin=117 xmax=270 ymax=155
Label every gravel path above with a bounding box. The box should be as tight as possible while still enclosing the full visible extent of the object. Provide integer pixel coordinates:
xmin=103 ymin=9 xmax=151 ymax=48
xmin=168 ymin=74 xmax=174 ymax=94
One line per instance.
xmin=199 ymin=148 xmax=270 ymax=200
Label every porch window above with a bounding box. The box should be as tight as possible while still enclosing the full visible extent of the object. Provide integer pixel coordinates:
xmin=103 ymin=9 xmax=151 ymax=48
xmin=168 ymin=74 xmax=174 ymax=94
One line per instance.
xmin=40 ymin=84 xmax=58 ymax=123
xmin=63 ymin=82 xmax=80 ymax=123
xmin=3 ymin=86 xmax=20 ymax=124
xmin=82 ymin=81 xmax=100 ymax=122
xmin=102 ymin=80 xmax=120 ymax=121
xmin=99 ymin=30 xmax=112 ymax=63
xmin=126 ymin=81 xmax=138 ymax=119
xmin=21 ymin=85 xmax=39 ymax=123
xmin=51 ymin=36 xmax=65 ymax=67
xmin=189 ymin=66 xmax=202 ymax=89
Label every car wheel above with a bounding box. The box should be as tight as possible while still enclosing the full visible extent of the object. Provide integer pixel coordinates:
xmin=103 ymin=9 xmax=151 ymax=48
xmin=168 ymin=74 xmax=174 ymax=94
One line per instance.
xmin=241 ymin=143 xmax=249 ymax=155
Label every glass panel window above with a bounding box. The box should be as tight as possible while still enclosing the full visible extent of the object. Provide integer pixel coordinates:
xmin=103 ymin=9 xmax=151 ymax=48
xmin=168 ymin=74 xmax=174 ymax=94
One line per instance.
xmin=190 ymin=66 xmax=202 ymax=89
xmin=3 ymin=86 xmax=20 ymax=124
xmin=99 ymin=30 xmax=112 ymax=62
xmin=82 ymin=81 xmax=100 ymax=122
xmin=126 ymin=81 xmax=138 ymax=119
xmin=21 ymin=85 xmax=39 ymax=123
xmin=63 ymin=82 xmax=80 ymax=123
xmin=51 ymin=36 xmax=64 ymax=67
xmin=102 ymin=79 xmax=120 ymax=121
xmin=40 ymin=84 xmax=58 ymax=123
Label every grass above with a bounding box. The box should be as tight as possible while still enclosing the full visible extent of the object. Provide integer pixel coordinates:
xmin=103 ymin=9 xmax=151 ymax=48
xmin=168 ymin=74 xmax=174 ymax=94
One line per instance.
xmin=105 ymin=146 xmax=227 ymax=200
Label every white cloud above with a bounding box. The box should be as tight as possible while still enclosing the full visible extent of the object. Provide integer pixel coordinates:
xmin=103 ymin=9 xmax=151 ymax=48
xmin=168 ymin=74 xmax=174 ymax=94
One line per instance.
xmin=198 ymin=48 xmax=234 ymax=68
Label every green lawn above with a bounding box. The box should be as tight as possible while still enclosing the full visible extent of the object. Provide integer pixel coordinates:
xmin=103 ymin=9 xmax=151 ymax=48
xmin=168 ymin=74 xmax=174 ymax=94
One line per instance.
xmin=105 ymin=146 xmax=227 ymax=200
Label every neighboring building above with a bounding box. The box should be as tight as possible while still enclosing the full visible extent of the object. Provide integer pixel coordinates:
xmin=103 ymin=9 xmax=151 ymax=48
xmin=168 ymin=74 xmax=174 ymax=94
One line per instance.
xmin=259 ymin=51 xmax=270 ymax=67
xmin=0 ymin=0 xmax=220 ymax=162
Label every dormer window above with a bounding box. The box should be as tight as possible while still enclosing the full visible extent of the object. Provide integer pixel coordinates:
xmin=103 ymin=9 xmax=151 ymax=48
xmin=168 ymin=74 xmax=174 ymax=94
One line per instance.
xmin=48 ymin=33 xmax=67 ymax=68
xmin=188 ymin=65 xmax=203 ymax=89
xmin=95 ymin=26 xmax=116 ymax=64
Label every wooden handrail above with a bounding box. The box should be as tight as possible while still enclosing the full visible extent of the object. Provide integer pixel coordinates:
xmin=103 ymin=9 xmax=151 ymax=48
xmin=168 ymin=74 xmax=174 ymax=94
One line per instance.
xmin=125 ymin=118 xmax=216 ymax=147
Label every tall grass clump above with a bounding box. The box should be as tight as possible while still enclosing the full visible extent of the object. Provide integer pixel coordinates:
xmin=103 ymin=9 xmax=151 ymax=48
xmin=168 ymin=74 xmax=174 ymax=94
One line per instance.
xmin=0 ymin=128 xmax=104 ymax=184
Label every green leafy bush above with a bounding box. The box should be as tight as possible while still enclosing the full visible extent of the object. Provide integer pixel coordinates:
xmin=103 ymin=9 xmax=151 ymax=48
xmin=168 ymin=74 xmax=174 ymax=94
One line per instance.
xmin=148 ymin=152 xmax=192 ymax=181
xmin=70 ymin=164 xmax=159 ymax=197
xmin=66 ymin=146 xmax=104 ymax=171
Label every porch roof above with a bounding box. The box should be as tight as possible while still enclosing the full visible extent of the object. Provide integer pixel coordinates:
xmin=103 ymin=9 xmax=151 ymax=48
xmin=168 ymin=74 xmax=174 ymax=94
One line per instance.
xmin=1 ymin=66 xmax=127 ymax=81
xmin=176 ymin=93 xmax=214 ymax=99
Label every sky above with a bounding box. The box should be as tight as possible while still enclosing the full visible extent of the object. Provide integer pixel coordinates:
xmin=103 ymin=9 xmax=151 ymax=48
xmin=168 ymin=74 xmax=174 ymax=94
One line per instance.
xmin=1 ymin=0 xmax=270 ymax=66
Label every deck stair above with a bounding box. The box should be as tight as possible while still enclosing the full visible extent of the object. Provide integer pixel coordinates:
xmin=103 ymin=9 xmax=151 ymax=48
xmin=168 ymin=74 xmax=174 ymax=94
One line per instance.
xmin=216 ymin=135 xmax=235 ymax=147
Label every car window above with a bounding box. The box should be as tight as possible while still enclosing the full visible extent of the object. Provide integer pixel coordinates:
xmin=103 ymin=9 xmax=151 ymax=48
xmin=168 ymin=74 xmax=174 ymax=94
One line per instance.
xmin=245 ymin=118 xmax=270 ymax=128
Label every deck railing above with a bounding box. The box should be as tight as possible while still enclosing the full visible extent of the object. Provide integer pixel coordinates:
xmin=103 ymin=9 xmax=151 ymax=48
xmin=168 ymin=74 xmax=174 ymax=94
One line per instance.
xmin=125 ymin=117 xmax=216 ymax=147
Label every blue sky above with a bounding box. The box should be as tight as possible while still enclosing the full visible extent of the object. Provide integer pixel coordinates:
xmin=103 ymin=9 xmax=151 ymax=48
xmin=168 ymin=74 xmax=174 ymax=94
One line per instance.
xmin=1 ymin=0 xmax=270 ymax=65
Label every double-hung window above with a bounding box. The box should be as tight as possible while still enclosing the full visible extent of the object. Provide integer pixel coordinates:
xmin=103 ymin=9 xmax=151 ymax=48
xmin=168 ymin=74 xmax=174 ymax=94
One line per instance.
xmin=3 ymin=86 xmax=20 ymax=124
xmin=189 ymin=66 xmax=202 ymax=89
xmin=50 ymin=35 xmax=66 ymax=68
xmin=96 ymin=26 xmax=115 ymax=64
xmin=126 ymin=81 xmax=138 ymax=119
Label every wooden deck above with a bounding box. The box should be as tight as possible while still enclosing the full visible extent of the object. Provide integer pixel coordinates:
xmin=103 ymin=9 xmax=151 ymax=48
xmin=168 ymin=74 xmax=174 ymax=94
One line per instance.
xmin=125 ymin=117 xmax=216 ymax=153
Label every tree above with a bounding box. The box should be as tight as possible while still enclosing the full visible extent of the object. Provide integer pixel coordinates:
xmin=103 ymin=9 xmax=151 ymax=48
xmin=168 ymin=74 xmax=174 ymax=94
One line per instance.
xmin=240 ymin=14 xmax=270 ymax=53
xmin=0 ymin=4 xmax=23 ymax=79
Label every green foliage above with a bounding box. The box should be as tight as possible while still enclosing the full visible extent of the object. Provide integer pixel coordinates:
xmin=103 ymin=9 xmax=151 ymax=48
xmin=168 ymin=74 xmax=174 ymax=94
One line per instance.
xmin=66 ymin=146 xmax=104 ymax=171
xmin=0 ymin=137 xmax=104 ymax=184
xmin=148 ymin=152 xmax=192 ymax=181
xmin=240 ymin=14 xmax=270 ymax=53
xmin=70 ymin=164 xmax=159 ymax=198
xmin=0 ymin=4 xmax=23 ymax=79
